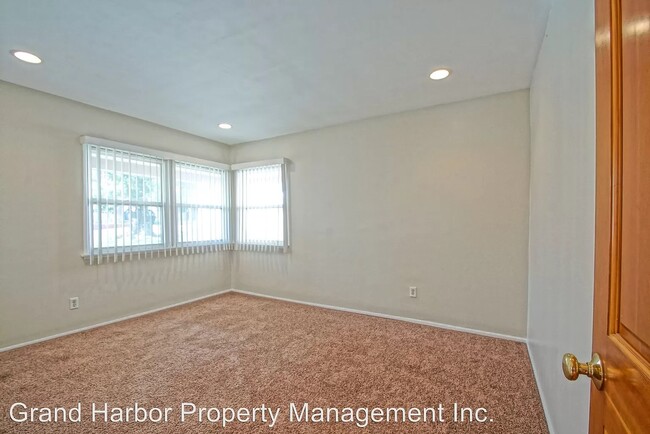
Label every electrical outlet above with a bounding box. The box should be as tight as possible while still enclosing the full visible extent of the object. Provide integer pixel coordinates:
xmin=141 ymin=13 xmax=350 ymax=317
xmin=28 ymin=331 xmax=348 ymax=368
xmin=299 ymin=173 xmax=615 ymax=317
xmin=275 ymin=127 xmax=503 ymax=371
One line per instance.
xmin=69 ymin=297 xmax=79 ymax=310
xmin=409 ymin=286 xmax=417 ymax=298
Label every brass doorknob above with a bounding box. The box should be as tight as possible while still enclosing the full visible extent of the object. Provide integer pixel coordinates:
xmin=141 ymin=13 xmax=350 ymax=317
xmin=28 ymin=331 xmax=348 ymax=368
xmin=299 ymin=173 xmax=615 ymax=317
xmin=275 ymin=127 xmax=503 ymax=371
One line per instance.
xmin=562 ymin=353 xmax=604 ymax=390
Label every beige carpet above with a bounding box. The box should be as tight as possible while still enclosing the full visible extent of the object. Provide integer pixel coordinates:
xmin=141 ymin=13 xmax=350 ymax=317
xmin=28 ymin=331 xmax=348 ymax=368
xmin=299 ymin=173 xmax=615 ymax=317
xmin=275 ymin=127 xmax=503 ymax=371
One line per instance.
xmin=0 ymin=292 xmax=548 ymax=433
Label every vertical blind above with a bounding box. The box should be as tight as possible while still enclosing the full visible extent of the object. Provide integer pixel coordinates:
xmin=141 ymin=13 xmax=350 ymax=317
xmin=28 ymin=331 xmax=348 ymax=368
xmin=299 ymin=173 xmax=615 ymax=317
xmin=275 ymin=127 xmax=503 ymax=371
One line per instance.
xmin=175 ymin=162 xmax=232 ymax=254
xmin=235 ymin=164 xmax=288 ymax=252
xmin=84 ymin=143 xmax=232 ymax=264
xmin=85 ymin=144 xmax=166 ymax=264
xmin=83 ymin=137 xmax=289 ymax=263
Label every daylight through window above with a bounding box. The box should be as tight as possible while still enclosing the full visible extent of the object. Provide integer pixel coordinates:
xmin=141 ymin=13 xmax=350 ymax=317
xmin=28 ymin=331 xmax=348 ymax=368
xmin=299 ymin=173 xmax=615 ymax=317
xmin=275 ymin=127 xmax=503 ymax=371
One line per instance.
xmin=82 ymin=137 xmax=288 ymax=264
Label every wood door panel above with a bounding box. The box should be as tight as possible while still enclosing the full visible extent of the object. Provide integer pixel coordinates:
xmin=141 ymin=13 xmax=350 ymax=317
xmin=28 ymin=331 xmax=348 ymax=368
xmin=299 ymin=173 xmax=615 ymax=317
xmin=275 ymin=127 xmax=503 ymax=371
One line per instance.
xmin=619 ymin=0 xmax=650 ymax=357
xmin=604 ymin=395 xmax=629 ymax=434
xmin=592 ymin=0 xmax=650 ymax=432
xmin=602 ymin=335 xmax=650 ymax=433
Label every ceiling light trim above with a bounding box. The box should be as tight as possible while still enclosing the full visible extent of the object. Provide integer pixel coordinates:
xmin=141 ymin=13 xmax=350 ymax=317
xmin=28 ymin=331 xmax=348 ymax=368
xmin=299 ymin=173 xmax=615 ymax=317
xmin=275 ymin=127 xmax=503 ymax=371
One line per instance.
xmin=429 ymin=68 xmax=451 ymax=80
xmin=10 ymin=50 xmax=42 ymax=64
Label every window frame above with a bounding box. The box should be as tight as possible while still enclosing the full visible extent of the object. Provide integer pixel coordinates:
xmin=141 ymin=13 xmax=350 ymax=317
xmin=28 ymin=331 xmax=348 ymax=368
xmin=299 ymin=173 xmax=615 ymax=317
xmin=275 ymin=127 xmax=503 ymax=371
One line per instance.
xmin=173 ymin=161 xmax=233 ymax=249
xmin=82 ymin=136 xmax=231 ymax=260
xmin=231 ymin=159 xmax=290 ymax=252
xmin=81 ymin=136 xmax=290 ymax=262
xmin=85 ymin=147 xmax=167 ymax=254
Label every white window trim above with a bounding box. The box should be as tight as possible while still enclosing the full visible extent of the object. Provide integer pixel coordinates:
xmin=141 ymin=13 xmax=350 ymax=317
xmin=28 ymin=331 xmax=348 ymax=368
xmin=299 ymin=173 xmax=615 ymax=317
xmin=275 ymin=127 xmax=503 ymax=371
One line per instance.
xmin=81 ymin=136 xmax=230 ymax=170
xmin=81 ymin=136 xmax=290 ymax=262
xmin=232 ymin=159 xmax=290 ymax=252
xmin=230 ymin=158 xmax=287 ymax=170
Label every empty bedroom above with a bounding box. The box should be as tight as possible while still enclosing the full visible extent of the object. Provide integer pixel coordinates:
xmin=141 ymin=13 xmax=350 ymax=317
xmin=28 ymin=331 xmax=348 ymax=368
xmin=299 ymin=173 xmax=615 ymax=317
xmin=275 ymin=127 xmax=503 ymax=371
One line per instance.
xmin=1 ymin=0 xmax=648 ymax=433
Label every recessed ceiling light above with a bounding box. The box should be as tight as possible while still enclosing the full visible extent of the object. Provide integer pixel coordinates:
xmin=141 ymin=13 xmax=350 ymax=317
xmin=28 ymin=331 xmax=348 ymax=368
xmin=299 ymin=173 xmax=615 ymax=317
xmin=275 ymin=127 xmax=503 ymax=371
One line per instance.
xmin=218 ymin=123 xmax=232 ymax=129
xmin=10 ymin=50 xmax=42 ymax=64
xmin=429 ymin=69 xmax=450 ymax=80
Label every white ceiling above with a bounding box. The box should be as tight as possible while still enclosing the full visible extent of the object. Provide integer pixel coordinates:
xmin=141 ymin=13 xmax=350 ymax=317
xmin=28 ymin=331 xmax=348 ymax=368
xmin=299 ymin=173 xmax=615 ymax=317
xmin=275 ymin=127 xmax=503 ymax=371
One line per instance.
xmin=0 ymin=0 xmax=550 ymax=145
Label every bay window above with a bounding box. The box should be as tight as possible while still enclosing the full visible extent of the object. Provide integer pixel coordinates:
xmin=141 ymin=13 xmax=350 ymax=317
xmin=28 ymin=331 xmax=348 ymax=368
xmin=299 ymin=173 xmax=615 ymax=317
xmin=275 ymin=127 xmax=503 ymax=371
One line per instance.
xmin=82 ymin=136 xmax=288 ymax=264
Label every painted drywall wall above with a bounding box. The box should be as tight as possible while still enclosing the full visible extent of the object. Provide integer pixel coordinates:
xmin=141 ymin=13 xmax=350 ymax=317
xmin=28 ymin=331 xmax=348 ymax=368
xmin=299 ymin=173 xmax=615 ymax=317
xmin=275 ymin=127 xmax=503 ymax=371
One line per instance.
xmin=527 ymin=0 xmax=596 ymax=432
xmin=0 ymin=81 xmax=232 ymax=348
xmin=231 ymin=90 xmax=531 ymax=338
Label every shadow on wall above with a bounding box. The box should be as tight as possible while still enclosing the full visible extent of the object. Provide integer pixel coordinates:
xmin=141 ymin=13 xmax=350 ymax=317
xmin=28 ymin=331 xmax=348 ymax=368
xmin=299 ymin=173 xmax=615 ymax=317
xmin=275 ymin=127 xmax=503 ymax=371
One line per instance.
xmin=231 ymin=251 xmax=290 ymax=288
xmin=77 ymin=252 xmax=231 ymax=296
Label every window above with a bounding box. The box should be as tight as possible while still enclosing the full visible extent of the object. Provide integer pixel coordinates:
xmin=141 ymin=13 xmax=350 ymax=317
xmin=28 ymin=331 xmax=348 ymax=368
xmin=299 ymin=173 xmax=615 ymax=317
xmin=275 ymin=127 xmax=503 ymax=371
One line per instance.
xmin=83 ymin=137 xmax=231 ymax=263
xmin=82 ymin=136 xmax=288 ymax=263
xmin=175 ymin=162 xmax=231 ymax=251
xmin=233 ymin=162 xmax=289 ymax=251
xmin=85 ymin=145 xmax=165 ymax=258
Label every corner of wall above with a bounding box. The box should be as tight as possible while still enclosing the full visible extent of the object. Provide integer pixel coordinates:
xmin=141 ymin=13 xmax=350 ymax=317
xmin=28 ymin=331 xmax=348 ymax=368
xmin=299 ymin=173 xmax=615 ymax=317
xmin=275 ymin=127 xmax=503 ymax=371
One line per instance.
xmin=526 ymin=0 xmax=596 ymax=433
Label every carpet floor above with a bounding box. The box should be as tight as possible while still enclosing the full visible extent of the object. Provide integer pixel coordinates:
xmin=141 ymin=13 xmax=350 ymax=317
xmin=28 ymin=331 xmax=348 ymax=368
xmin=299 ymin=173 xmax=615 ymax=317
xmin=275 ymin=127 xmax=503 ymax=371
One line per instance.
xmin=0 ymin=292 xmax=548 ymax=433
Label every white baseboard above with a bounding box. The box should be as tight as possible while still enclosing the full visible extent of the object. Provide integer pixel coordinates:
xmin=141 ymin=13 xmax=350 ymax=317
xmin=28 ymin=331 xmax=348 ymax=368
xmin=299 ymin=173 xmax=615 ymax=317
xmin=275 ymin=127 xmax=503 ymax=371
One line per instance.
xmin=1 ymin=288 xmax=526 ymax=353
xmin=0 ymin=289 xmax=231 ymax=353
xmin=231 ymin=289 xmax=527 ymax=343
xmin=527 ymin=342 xmax=555 ymax=434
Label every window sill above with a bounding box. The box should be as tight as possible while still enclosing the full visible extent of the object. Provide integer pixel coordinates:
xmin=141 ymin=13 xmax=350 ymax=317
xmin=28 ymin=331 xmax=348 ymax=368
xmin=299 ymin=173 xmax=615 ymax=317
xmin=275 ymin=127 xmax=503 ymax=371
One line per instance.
xmin=81 ymin=243 xmax=290 ymax=264
xmin=82 ymin=245 xmax=232 ymax=265
xmin=234 ymin=244 xmax=289 ymax=253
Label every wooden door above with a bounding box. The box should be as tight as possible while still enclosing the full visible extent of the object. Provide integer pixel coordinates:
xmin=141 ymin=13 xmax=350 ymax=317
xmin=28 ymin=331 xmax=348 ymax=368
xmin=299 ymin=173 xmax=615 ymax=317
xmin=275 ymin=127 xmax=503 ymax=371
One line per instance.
xmin=592 ymin=0 xmax=650 ymax=432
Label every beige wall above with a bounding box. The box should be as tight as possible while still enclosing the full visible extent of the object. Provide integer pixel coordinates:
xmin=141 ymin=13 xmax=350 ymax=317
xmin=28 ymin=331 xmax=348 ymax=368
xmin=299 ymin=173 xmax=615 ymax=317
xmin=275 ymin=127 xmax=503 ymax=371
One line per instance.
xmin=527 ymin=0 xmax=596 ymax=432
xmin=0 ymin=83 xmax=531 ymax=348
xmin=0 ymin=81 xmax=232 ymax=348
xmin=231 ymin=90 xmax=531 ymax=338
